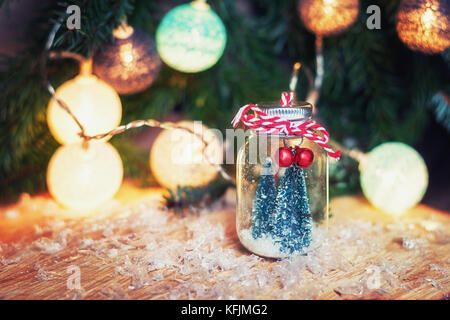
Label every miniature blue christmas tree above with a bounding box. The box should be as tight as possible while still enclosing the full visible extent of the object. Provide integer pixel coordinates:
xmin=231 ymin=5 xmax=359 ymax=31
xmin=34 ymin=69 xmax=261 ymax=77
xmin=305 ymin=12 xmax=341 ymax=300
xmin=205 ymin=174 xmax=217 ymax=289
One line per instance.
xmin=273 ymin=165 xmax=312 ymax=254
xmin=292 ymin=165 xmax=312 ymax=249
xmin=251 ymin=157 xmax=277 ymax=239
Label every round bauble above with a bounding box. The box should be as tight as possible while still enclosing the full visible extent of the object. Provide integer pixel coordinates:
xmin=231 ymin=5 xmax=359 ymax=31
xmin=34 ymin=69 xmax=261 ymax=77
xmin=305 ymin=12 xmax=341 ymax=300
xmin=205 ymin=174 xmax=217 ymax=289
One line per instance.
xmin=294 ymin=147 xmax=314 ymax=168
xmin=47 ymin=74 xmax=122 ymax=145
xmin=156 ymin=1 xmax=227 ymax=73
xmin=149 ymin=121 xmax=222 ymax=190
xmin=360 ymin=142 xmax=428 ymax=215
xmin=298 ymin=0 xmax=359 ymax=36
xmin=396 ymin=0 xmax=450 ymax=54
xmin=47 ymin=141 xmax=123 ymax=213
xmin=277 ymin=147 xmax=295 ymax=167
xmin=93 ymin=26 xmax=162 ymax=94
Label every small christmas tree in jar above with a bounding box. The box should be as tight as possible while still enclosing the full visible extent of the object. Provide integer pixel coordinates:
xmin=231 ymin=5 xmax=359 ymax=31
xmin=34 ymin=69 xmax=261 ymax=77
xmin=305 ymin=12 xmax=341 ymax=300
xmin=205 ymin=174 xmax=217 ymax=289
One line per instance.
xmin=233 ymin=93 xmax=340 ymax=258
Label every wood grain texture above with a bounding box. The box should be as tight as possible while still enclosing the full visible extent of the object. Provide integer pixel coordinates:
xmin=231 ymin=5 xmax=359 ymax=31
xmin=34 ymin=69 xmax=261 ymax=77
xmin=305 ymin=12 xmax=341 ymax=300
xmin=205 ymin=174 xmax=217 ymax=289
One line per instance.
xmin=0 ymin=183 xmax=449 ymax=300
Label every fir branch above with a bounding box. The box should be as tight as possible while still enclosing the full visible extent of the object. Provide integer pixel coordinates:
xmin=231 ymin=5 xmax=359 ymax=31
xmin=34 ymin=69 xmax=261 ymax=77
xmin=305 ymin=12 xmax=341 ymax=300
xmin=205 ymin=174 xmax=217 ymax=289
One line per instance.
xmin=164 ymin=179 xmax=232 ymax=216
xmin=49 ymin=0 xmax=135 ymax=56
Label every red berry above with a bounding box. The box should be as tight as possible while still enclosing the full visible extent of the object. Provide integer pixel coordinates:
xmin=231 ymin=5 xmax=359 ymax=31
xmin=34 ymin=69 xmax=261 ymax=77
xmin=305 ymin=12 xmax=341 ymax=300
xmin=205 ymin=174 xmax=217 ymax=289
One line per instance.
xmin=277 ymin=147 xmax=294 ymax=167
xmin=294 ymin=147 xmax=314 ymax=168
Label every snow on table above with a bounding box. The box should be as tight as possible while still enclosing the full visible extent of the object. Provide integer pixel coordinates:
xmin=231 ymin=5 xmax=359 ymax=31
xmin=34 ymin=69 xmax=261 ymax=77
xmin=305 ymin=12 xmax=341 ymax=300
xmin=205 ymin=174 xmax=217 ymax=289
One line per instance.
xmin=0 ymin=183 xmax=449 ymax=300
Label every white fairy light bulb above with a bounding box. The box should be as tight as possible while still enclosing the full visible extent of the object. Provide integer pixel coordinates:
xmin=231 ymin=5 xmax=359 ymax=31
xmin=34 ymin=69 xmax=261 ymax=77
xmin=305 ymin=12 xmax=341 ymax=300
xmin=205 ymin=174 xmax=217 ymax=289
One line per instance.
xmin=360 ymin=142 xmax=428 ymax=215
xmin=149 ymin=121 xmax=222 ymax=190
xmin=47 ymin=59 xmax=122 ymax=145
xmin=47 ymin=141 xmax=123 ymax=213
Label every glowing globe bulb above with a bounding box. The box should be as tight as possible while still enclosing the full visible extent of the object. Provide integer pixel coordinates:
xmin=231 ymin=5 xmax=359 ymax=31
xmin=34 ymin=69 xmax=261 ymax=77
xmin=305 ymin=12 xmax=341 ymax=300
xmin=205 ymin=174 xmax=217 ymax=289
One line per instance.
xmin=47 ymin=141 xmax=123 ymax=213
xmin=396 ymin=0 xmax=450 ymax=54
xmin=360 ymin=142 xmax=428 ymax=216
xmin=47 ymin=74 xmax=122 ymax=145
xmin=93 ymin=25 xmax=162 ymax=95
xmin=298 ymin=0 xmax=359 ymax=36
xmin=156 ymin=1 xmax=227 ymax=73
xmin=150 ymin=121 xmax=222 ymax=190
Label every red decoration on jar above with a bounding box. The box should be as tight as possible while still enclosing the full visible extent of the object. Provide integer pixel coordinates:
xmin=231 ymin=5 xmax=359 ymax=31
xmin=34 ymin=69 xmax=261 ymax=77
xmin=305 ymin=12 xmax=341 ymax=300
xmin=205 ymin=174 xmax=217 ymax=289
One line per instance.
xmin=277 ymin=147 xmax=294 ymax=167
xmin=294 ymin=147 xmax=314 ymax=168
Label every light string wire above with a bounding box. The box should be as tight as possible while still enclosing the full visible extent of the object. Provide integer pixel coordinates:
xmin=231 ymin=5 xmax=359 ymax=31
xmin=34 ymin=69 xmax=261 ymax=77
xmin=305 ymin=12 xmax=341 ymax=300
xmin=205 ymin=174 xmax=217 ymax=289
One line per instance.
xmin=41 ymin=20 xmax=234 ymax=184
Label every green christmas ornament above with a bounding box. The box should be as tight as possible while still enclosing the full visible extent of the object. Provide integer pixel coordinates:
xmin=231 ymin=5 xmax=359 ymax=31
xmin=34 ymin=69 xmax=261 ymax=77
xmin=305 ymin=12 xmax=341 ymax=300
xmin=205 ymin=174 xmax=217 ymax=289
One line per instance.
xmin=156 ymin=0 xmax=227 ymax=73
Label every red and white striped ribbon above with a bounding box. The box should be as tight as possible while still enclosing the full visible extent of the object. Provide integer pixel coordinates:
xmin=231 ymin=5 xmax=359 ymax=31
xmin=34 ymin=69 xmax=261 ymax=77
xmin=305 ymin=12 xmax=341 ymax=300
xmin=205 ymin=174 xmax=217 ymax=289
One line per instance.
xmin=280 ymin=91 xmax=295 ymax=106
xmin=231 ymin=97 xmax=341 ymax=159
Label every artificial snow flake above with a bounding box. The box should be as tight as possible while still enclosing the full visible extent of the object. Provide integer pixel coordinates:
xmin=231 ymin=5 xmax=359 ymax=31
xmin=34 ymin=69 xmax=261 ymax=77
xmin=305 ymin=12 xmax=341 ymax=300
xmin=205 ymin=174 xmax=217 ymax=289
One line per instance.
xmin=1 ymin=190 xmax=448 ymax=300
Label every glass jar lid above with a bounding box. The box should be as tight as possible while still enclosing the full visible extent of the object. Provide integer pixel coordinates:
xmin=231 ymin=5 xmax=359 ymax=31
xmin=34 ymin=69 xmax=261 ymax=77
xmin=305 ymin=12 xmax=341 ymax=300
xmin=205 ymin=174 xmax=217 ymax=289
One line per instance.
xmin=256 ymin=101 xmax=312 ymax=121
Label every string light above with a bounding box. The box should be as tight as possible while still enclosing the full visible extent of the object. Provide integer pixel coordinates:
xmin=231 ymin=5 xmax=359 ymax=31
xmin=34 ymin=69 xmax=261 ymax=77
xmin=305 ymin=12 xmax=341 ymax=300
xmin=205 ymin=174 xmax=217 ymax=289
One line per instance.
xmin=298 ymin=0 xmax=359 ymax=36
xmin=43 ymin=21 xmax=232 ymax=211
xmin=396 ymin=0 xmax=450 ymax=54
xmin=150 ymin=121 xmax=222 ymax=190
xmin=332 ymin=141 xmax=429 ymax=216
xmin=47 ymin=58 xmax=122 ymax=145
xmin=156 ymin=0 xmax=227 ymax=73
xmin=360 ymin=142 xmax=428 ymax=216
xmin=93 ymin=22 xmax=162 ymax=94
xmin=47 ymin=141 xmax=123 ymax=213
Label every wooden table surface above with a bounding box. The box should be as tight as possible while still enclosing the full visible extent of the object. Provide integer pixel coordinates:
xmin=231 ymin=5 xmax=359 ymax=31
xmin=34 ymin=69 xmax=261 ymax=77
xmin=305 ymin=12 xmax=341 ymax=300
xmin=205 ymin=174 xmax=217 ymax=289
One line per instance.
xmin=0 ymin=183 xmax=449 ymax=300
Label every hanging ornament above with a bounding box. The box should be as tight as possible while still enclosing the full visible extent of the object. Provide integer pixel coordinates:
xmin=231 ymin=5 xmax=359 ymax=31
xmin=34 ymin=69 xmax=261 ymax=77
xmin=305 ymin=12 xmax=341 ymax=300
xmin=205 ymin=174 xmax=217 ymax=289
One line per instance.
xmin=47 ymin=59 xmax=122 ymax=145
xmin=396 ymin=0 xmax=450 ymax=54
xmin=277 ymin=147 xmax=295 ymax=167
xmin=298 ymin=0 xmax=359 ymax=36
xmin=360 ymin=142 xmax=428 ymax=216
xmin=294 ymin=147 xmax=314 ymax=168
xmin=149 ymin=121 xmax=222 ymax=190
xmin=156 ymin=0 xmax=227 ymax=73
xmin=93 ymin=22 xmax=162 ymax=95
xmin=47 ymin=141 xmax=123 ymax=213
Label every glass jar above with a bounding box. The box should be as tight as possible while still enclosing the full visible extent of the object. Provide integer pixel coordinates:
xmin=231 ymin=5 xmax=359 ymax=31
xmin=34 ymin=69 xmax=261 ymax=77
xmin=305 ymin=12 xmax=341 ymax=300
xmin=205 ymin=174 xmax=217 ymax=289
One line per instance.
xmin=236 ymin=102 xmax=329 ymax=258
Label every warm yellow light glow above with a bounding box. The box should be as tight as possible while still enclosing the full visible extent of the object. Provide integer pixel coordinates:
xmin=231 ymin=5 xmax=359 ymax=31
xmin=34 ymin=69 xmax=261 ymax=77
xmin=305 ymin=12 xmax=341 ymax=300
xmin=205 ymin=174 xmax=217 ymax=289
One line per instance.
xmin=422 ymin=8 xmax=436 ymax=29
xmin=396 ymin=0 xmax=449 ymax=54
xmin=298 ymin=0 xmax=359 ymax=36
xmin=113 ymin=24 xmax=134 ymax=39
xmin=120 ymin=43 xmax=134 ymax=64
xmin=93 ymin=27 xmax=161 ymax=95
xmin=47 ymin=74 xmax=122 ymax=145
xmin=47 ymin=141 xmax=123 ymax=213
xmin=149 ymin=121 xmax=222 ymax=190
xmin=360 ymin=142 xmax=428 ymax=216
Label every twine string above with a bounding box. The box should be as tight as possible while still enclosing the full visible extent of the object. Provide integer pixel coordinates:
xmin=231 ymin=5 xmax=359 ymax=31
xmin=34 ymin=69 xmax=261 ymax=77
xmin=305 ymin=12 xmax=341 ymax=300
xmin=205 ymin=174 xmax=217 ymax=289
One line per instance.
xmin=232 ymin=94 xmax=341 ymax=159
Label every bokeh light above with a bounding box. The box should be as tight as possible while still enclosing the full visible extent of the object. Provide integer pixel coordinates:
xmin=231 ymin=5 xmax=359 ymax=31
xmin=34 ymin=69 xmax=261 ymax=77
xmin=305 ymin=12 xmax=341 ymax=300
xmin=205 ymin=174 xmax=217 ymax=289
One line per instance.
xmin=298 ymin=0 xmax=359 ymax=36
xmin=360 ymin=142 xmax=428 ymax=215
xmin=47 ymin=141 xmax=123 ymax=213
xmin=47 ymin=74 xmax=122 ymax=145
xmin=93 ymin=25 xmax=162 ymax=94
xmin=150 ymin=121 xmax=222 ymax=190
xmin=396 ymin=0 xmax=450 ymax=54
xmin=156 ymin=1 xmax=227 ymax=73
